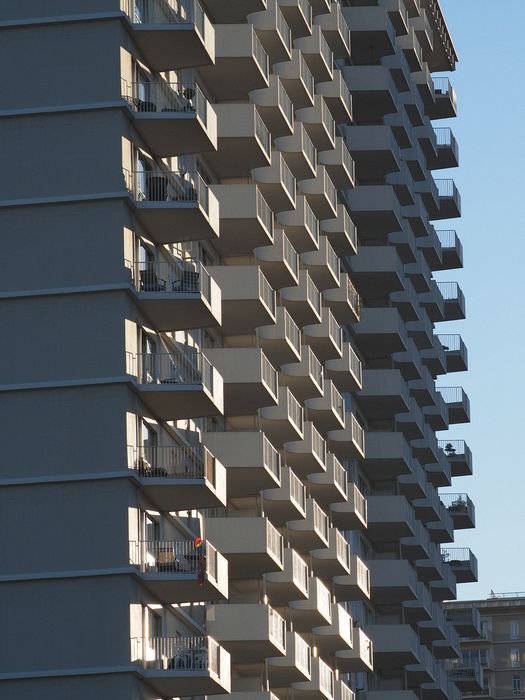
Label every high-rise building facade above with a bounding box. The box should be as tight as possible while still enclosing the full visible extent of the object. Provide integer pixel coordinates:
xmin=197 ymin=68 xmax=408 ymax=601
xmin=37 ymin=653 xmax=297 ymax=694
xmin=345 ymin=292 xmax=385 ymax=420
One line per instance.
xmin=0 ymin=1 xmax=475 ymax=699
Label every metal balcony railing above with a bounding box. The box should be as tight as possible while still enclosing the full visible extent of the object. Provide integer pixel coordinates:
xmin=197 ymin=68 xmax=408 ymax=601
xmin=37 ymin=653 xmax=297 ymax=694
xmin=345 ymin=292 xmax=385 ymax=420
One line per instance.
xmin=293 ymin=550 xmax=310 ymax=593
xmin=124 ymin=0 xmax=206 ymax=35
xmin=351 ymin=414 xmax=365 ymax=454
xmin=336 ymin=530 xmax=351 ymax=569
xmin=284 ymin=308 xmax=301 ymax=355
xmin=283 ymin=234 xmax=299 ymax=276
xmin=256 ymin=188 xmax=274 ymax=236
xmin=269 ymin=606 xmax=286 ymax=648
xmin=436 ymin=386 xmax=467 ymax=404
xmin=300 ymin=53 xmax=315 ymax=99
xmin=123 ymin=81 xmax=208 ymax=123
xmin=253 ymin=31 xmax=270 ymax=80
xmin=128 ymin=442 xmax=216 ymax=480
xmin=434 ymin=127 xmax=455 ymax=147
xmin=356 ymin=556 xmax=370 ymax=594
xmin=278 ymin=79 xmax=294 ymax=126
xmin=268 ymin=520 xmax=284 ymax=564
xmin=437 ymin=334 xmax=462 ymax=352
xmin=303 ymin=126 xmax=318 ymax=171
xmin=259 ymin=269 xmax=277 ymax=315
xmin=436 ymin=229 xmax=461 ymax=250
xmin=129 ymin=539 xmax=219 ymax=578
xmin=441 ymin=547 xmax=475 ymax=565
xmin=311 ymin=423 xmax=327 ymax=465
xmin=281 ymin=156 xmax=297 ymax=202
xmin=351 ymin=483 xmax=367 ymax=523
xmin=321 ymin=98 xmax=336 ymax=141
xmin=313 ymin=500 xmax=330 ymax=541
xmin=320 ymin=32 xmax=334 ymax=73
xmin=290 ymin=469 xmax=307 ymax=510
xmin=332 ymin=455 xmax=347 ymax=495
xmin=307 ymin=275 xmax=322 ymax=316
xmin=305 ymin=198 xmax=320 ymax=244
xmin=288 ymin=389 xmax=304 ymax=433
xmin=324 ymin=168 xmax=338 ymax=211
xmin=438 ymin=439 xmax=469 ymax=459
xmin=277 ymin=4 xmax=292 ymax=52
xmin=326 ymin=240 xmax=340 ymax=282
xmin=435 ymin=178 xmax=459 ymax=200
xmin=261 ymin=353 xmax=279 ymax=396
xmin=126 ymin=169 xmax=210 ymax=213
xmin=296 ymin=632 xmax=311 ymax=674
xmin=328 ymin=311 xmax=343 ymax=353
xmin=437 ymin=281 xmax=464 ymax=303
xmin=130 ymin=259 xmax=211 ymax=298
xmin=308 ymin=347 xmax=324 ymax=389
xmin=298 ymin=0 xmax=313 ymax=28
xmin=317 ymin=578 xmax=332 ymax=619
xmin=347 ymin=278 xmax=361 ymax=319
xmin=440 ymin=493 xmax=474 ymax=517
xmin=319 ymin=657 xmax=335 ymax=696
xmin=128 ymin=349 xmax=213 ymax=390
xmin=433 ymin=76 xmax=457 ymax=108
xmin=132 ymin=636 xmax=219 ymax=672
xmin=263 ymin=436 xmax=281 ymax=480
xmin=255 ymin=109 xmax=272 ymax=158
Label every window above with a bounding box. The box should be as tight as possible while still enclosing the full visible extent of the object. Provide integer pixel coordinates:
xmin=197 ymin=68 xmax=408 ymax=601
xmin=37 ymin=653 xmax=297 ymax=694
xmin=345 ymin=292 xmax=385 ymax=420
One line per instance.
xmin=513 ymin=675 xmax=522 ymax=695
xmin=512 ymin=621 xmax=520 ymax=640
xmin=512 ymin=649 xmax=521 ymax=668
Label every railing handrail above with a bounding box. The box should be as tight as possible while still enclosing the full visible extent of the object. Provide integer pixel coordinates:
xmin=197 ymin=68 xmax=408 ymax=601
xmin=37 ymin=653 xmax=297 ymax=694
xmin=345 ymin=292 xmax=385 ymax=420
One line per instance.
xmin=128 ymin=442 xmax=216 ymax=480
xmin=129 ymin=258 xmax=211 ymax=299
xmin=436 ymin=386 xmax=466 ymax=404
xmin=255 ymin=108 xmax=271 ymax=157
xmin=253 ymin=29 xmax=270 ymax=79
xmin=263 ymin=435 xmax=281 ymax=479
xmin=128 ymin=349 xmax=213 ymax=390
xmin=127 ymin=168 xmax=209 ymax=212
xmin=122 ymin=80 xmax=208 ymax=123
xmin=256 ymin=187 xmax=274 ymax=236
xmin=124 ymin=0 xmax=206 ymax=35
xmin=304 ymin=198 xmax=320 ymax=244
xmin=437 ymin=333 xmax=463 ymax=352
xmin=259 ymin=268 xmax=277 ymax=315
xmin=129 ymin=539 xmax=218 ymax=577
xmin=131 ymin=634 xmax=217 ymax=672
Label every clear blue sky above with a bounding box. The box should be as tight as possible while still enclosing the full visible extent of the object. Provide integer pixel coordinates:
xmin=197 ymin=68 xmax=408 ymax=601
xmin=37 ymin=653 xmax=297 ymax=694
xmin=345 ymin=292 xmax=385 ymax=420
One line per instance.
xmin=435 ymin=0 xmax=525 ymax=599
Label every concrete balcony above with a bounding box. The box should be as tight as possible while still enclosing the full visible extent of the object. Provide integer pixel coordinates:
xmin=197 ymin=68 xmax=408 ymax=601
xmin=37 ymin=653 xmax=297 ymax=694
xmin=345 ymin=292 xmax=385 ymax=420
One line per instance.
xmin=123 ymin=80 xmax=216 ymax=157
xmin=128 ymin=349 xmax=223 ymax=419
xmin=367 ymin=624 xmax=419 ymax=668
xmin=398 ymin=457 xmax=426 ymax=501
xmin=303 ymin=310 xmax=344 ymax=362
xmin=200 ymin=23 xmax=269 ymax=99
xmin=437 ymin=334 xmax=468 ymax=373
xmin=440 ymin=493 xmax=475 ymax=530
xmin=401 ymin=516 xmax=432 ymax=559
xmin=127 ymin=169 xmax=219 ymax=244
xmin=328 ymin=412 xmax=365 ymax=460
xmin=202 ymin=431 xmax=281 ymax=497
xmin=345 ymin=124 xmax=400 ymax=180
xmin=206 ymin=104 xmax=271 ymax=176
xmin=416 ymin=542 xmax=445 ymax=584
xmin=290 ymin=576 xmax=333 ymax=630
xmin=368 ymin=559 xmax=418 ymax=603
xmin=319 ymin=137 xmax=356 ymax=189
xmin=281 ymin=270 xmax=322 ymax=326
xmin=446 ymin=658 xmax=483 ymax=692
xmin=431 ymin=127 xmax=459 ymax=169
xmin=344 ymin=5 xmax=396 ymax=60
xmin=258 ymin=306 xmax=302 ymax=366
xmin=302 ymin=236 xmax=341 ymax=291
xmin=212 ymin=184 xmax=273 ymax=255
xmin=300 ymin=166 xmax=338 ymax=220
xmin=330 ymin=482 xmax=367 ymax=530
xmin=295 ymin=25 xmax=334 ymax=82
xmin=323 ymin=274 xmax=361 ymax=327
xmin=277 ymin=0 xmax=313 ymax=39
xmin=444 ymin=605 xmax=481 ymax=638
xmin=432 ymin=179 xmax=461 ymax=220
xmin=287 ymin=497 xmax=330 ymax=551
xmin=317 ymin=70 xmax=353 ymax=124
xmin=129 ymin=539 xmax=228 ymax=603
xmin=438 ymin=439 xmax=473 ymax=477
xmin=292 ymin=656 xmax=335 ymax=699
xmin=435 ymin=229 xmax=463 ymax=270
xmin=130 ymin=259 xmax=221 ymax=332
xmin=249 ymin=0 xmax=293 ymax=63
xmin=379 ymin=0 xmax=410 ymax=33
xmin=431 ymin=561 xmax=456 ymax=602
xmin=208 ymin=265 xmax=275 ymax=334
xmin=297 ymin=95 xmax=336 ymax=151
xmin=206 ymin=603 xmax=286 ymax=662
xmin=202 ymin=0 xmax=266 ymax=22
xmin=407 ymin=313 xmax=434 ymax=351
xmin=276 ymin=122 xmax=318 ymax=180
xmin=336 ymin=627 xmax=373 ymax=672
xmin=306 ymin=380 xmax=345 ymax=431
xmin=420 ymin=337 xmax=447 ymax=377
xmin=343 ymin=65 xmax=397 ymax=122
xmin=265 ymin=548 xmax=310 ymax=605
xmin=334 ymin=555 xmax=371 ymax=602
xmin=314 ymin=603 xmax=354 ymax=654
xmin=321 ymin=204 xmax=358 ymax=257
xmin=362 ymin=431 xmax=412 ymax=479
xmin=308 ymin=452 xmax=347 ymax=506
xmin=437 ymin=281 xmax=466 ymax=320
xmin=358 ymin=369 xmax=410 ymax=420
xmin=251 ymin=74 xmax=294 ymax=137
xmin=275 ymin=49 xmax=315 ymax=109
xmin=285 ymin=420 xmax=327 ymax=475
xmin=124 ymin=0 xmax=215 ymax=70
xmin=441 ymin=547 xmax=478 ymax=583
xmin=253 ymin=151 xmax=297 ymax=212
xmin=268 ymin=631 xmax=312 ymax=684
xmin=128 ymin=442 xmax=226 ymax=510
xmin=367 ymin=495 xmax=415 ymax=541
xmin=406 ymin=643 xmax=436 ymax=685
xmin=205 ymin=516 xmax=283 ymax=577
xmin=256 ymin=229 xmax=300 ymax=289
xmin=335 ymin=681 xmax=355 ymax=700
xmin=419 ymin=601 xmax=448 ymax=644
xmin=309 ymin=0 xmax=331 ymax=15
xmin=315 ymin=2 xmax=351 ymax=57
xmin=431 ymin=77 xmax=458 ymax=120
xmin=436 ymin=386 xmax=470 ymax=424
xmin=311 ymin=527 xmax=351 ymax=578
xmin=346 ymin=185 xmax=403 ymax=240
xmin=325 ymin=341 xmax=363 ymax=393
xmin=260 ymin=386 xmax=304 ymax=444
xmin=264 ymin=466 xmax=307 ymax=523
xmin=277 ymin=193 xmax=320 ymax=253
xmin=404 ymin=580 xmax=433 ymax=624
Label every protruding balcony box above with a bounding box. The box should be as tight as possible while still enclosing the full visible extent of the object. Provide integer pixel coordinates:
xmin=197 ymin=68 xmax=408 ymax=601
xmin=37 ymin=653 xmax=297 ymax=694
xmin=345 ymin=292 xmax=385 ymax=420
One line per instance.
xmin=368 ymin=559 xmax=418 ymax=604
xmin=281 ymin=271 xmax=322 ymax=326
xmin=345 ymin=125 xmax=400 ymax=180
xmin=278 ymin=195 xmax=320 ymax=253
xmin=275 ymin=49 xmax=315 ymax=109
xmin=346 ymin=185 xmax=403 ymax=240
xmin=292 ymin=655 xmax=335 ymax=699
xmin=253 ymin=151 xmax=297 ymax=212
xmin=256 ymin=229 xmax=300 ymax=289
xmin=334 ymin=555 xmax=371 ymax=602
xmin=310 ymin=528 xmax=351 ymax=578
xmin=431 ymin=128 xmax=459 ymax=169
xmin=281 ymin=346 xmax=324 ymax=400
xmin=308 ymin=452 xmax=347 ymax=505
xmin=127 ymin=169 xmax=219 ymax=244
xmin=206 ymin=104 xmax=271 ymax=176
xmin=276 ymin=122 xmax=318 ymax=180
xmin=309 ymin=0 xmax=331 ymax=16
xmin=277 ymin=0 xmax=312 ymax=38
xmin=124 ymin=0 xmax=215 ymax=70
xmin=265 ymin=548 xmax=310 ymax=604
xmin=212 ymin=184 xmax=273 ymax=256
xmin=432 ymin=179 xmax=461 ymax=220
xmin=398 ymin=457 xmax=426 ymax=500
xmin=438 ymin=440 xmax=473 ymax=477
xmin=416 ymin=541 xmax=445 ymax=583
xmin=204 ymin=348 xmax=278 ymax=414
xmin=344 ymin=5 xmax=396 ymax=59
xmin=335 ymin=681 xmax=356 ymax=700
xmin=406 ymin=644 xmax=436 ymax=686
xmin=425 ymin=450 xmax=451 ymax=488
xmin=251 ymin=75 xmax=295 ymax=137
xmin=264 ymin=466 xmax=307 ymax=523
xmin=290 ymin=576 xmax=332 ymax=630
xmin=287 ymin=498 xmax=330 ymax=552
xmin=325 ymin=342 xmax=363 ymax=393
xmin=295 ymin=25 xmax=334 ymax=82
xmin=430 ymin=560 xmax=456 ymax=602
xmin=132 ymin=635 xmax=230 ymax=696
xmin=331 ymin=483 xmax=367 ymax=530
xmin=321 ymin=204 xmax=358 ymax=257
xmin=284 ymin=421 xmax=327 ymax=476
xmin=427 ymin=501 xmax=454 ymax=544
xmin=327 ymin=412 xmax=366 ymax=460
xmin=348 ymin=245 xmax=404 ymax=297
xmin=208 ymin=265 xmax=275 ymax=334
xmin=268 ymin=631 xmax=312 ymax=684
xmin=319 ymin=137 xmax=356 ymax=190
xmin=420 ymin=337 xmax=447 ymax=378
xmin=305 ymin=380 xmax=345 ymax=431
xmin=130 ymin=259 xmax=221 ymax=331
xmin=314 ymin=603 xmax=353 ymax=654
xmin=130 ymin=539 xmax=228 ymax=603
xmin=202 ymin=0 xmax=266 ymax=22
xmin=258 ymin=306 xmax=302 ymax=366
xmin=367 ymin=495 xmax=415 ymax=541
xmin=404 ymin=580 xmax=433 ymax=624
xmin=200 ymin=24 xmax=269 ymax=99
xmin=419 ymin=601 xmax=448 ymax=644
xmin=336 ymin=627 xmax=373 ymax=672
xmin=358 ymin=369 xmax=410 ymax=420
xmin=123 ymin=80 xmax=217 ymax=157
xmin=129 ymin=349 xmax=223 ymax=419
xmin=249 ymin=0 xmax=293 ymax=64
xmin=300 ymin=166 xmax=339 ymax=220
xmin=353 ymin=307 xmax=407 ymax=357
xmin=260 ymin=386 xmax=304 ymax=445
xmin=423 ymin=390 xmax=449 ymax=432
xmin=362 ymin=431 xmax=412 ymax=479
xmin=317 ymin=70 xmax=353 ymax=124
xmin=441 ymin=547 xmax=478 ymax=583
xmin=437 ymin=334 xmax=468 ymax=373
xmin=445 ymin=605 xmax=482 ymax=638
xmin=297 ymin=96 xmax=336 ymax=152
xmin=301 ymin=236 xmax=340 ymax=291
xmin=436 ymin=386 xmax=470 ymax=424
xmin=435 ymin=230 xmax=463 ymax=270
xmin=303 ymin=310 xmax=344 ymax=362
xmin=401 ymin=518 xmax=431 ymax=560
xmin=366 ymin=624 xmax=419 ymax=668
xmin=343 ymin=65 xmax=397 ymax=122
xmin=205 ymin=516 xmax=283 ymax=577
xmin=202 ymin=431 xmax=280 ymax=496
xmin=206 ymin=604 xmax=286 ymax=661
xmin=315 ymin=2 xmax=351 ymax=57
xmin=407 ymin=313 xmax=434 ymax=351
xmin=129 ymin=442 xmax=226 ymax=510
xmin=446 ymin=658 xmax=483 ymax=692
xmin=437 ymin=281 xmax=466 ymax=320
xmin=431 ymin=77 xmax=457 ymax=119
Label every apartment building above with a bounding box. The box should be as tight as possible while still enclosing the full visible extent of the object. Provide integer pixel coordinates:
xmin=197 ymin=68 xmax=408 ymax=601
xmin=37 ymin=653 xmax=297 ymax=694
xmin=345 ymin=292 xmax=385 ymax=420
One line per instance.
xmin=445 ymin=595 xmax=525 ymax=700
xmin=0 ymin=0 xmax=474 ymax=699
